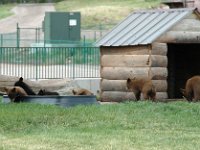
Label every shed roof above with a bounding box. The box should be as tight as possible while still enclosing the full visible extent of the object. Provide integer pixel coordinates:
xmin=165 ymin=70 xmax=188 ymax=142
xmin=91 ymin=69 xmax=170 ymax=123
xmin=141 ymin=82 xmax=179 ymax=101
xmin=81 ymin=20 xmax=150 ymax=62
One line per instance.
xmin=96 ymin=8 xmax=196 ymax=46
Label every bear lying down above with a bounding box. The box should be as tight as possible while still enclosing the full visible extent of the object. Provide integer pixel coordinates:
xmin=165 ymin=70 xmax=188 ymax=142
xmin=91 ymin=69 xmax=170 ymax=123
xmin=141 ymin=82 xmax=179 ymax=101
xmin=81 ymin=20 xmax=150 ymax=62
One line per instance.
xmin=4 ymin=86 xmax=28 ymax=102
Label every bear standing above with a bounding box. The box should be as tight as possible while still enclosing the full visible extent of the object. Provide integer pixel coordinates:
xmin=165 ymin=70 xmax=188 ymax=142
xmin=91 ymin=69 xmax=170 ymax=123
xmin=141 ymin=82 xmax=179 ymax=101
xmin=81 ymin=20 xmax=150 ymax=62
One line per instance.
xmin=4 ymin=86 xmax=28 ymax=102
xmin=126 ymin=77 xmax=156 ymax=101
xmin=181 ymin=76 xmax=200 ymax=102
xmin=14 ymin=77 xmax=36 ymax=95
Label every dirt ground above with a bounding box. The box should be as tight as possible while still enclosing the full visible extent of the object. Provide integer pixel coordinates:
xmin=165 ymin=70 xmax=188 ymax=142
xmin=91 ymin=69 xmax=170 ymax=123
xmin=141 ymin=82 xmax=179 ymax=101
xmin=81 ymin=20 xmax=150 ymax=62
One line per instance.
xmin=0 ymin=3 xmax=55 ymax=33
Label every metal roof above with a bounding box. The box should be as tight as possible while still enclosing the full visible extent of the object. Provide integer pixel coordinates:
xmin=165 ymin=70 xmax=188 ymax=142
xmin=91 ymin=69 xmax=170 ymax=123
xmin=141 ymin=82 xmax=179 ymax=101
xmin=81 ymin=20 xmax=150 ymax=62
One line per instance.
xmin=96 ymin=8 xmax=195 ymax=46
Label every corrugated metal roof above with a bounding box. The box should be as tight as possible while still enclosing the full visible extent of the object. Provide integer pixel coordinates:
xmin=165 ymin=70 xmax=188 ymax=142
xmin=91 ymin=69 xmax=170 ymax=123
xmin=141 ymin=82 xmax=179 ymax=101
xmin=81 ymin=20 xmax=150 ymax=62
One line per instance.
xmin=96 ymin=8 xmax=195 ymax=46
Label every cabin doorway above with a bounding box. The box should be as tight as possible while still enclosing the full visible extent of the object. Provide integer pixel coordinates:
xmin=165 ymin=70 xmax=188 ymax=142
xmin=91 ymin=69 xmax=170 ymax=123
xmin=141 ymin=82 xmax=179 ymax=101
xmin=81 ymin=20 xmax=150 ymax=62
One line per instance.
xmin=167 ymin=43 xmax=200 ymax=99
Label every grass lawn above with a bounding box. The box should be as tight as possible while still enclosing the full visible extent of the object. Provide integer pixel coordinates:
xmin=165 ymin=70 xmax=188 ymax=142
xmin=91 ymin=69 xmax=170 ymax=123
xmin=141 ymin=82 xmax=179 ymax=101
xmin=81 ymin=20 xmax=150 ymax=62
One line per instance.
xmin=55 ymin=0 xmax=161 ymax=29
xmin=0 ymin=101 xmax=200 ymax=149
xmin=0 ymin=1 xmax=161 ymax=29
xmin=0 ymin=4 xmax=15 ymax=19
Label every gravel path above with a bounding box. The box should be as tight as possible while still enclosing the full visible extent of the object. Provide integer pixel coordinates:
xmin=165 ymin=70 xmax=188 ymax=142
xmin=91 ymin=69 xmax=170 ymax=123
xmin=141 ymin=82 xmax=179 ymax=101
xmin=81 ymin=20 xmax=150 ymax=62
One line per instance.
xmin=0 ymin=3 xmax=55 ymax=33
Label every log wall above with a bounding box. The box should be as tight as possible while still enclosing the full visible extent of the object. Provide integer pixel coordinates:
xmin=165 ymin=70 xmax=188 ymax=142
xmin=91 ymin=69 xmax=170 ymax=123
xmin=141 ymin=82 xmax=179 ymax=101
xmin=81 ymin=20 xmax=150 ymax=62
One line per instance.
xmin=100 ymin=43 xmax=168 ymax=102
xmin=156 ymin=15 xmax=200 ymax=43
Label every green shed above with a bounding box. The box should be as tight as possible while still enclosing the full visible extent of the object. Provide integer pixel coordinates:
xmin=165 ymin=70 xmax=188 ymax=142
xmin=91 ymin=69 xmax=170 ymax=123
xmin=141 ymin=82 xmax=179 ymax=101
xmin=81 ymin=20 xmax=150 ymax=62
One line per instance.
xmin=43 ymin=12 xmax=81 ymax=44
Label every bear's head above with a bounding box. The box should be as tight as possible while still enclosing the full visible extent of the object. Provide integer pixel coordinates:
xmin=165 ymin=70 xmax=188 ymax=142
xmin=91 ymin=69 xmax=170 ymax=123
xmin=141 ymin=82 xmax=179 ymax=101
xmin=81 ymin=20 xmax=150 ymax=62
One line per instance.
xmin=126 ymin=78 xmax=136 ymax=90
xmin=19 ymin=77 xmax=23 ymax=82
xmin=4 ymin=87 xmax=20 ymax=102
xmin=38 ymin=89 xmax=45 ymax=95
xmin=180 ymin=88 xmax=188 ymax=100
xmin=4 ymin=86 xmax=27 ymax=102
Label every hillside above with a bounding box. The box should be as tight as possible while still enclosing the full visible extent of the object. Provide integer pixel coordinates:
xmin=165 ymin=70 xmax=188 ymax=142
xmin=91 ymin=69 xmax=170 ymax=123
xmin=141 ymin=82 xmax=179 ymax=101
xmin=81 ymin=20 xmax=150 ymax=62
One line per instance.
xmin=0 ymin=1 xmax=162 ymax=30
xmin=55 ymin=0 xmax=162 ymax=29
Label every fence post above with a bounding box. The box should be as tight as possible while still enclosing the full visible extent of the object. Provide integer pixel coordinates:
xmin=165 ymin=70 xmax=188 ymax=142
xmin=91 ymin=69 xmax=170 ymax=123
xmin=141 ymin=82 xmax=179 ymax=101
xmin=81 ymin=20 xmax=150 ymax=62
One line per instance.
xmin=16 ymin=23 xmax=20 ymax=48
xmin=0 ymin=34 xmax=3 ymax=47
xmin=35 ymin=47 xmax=38 ymax=80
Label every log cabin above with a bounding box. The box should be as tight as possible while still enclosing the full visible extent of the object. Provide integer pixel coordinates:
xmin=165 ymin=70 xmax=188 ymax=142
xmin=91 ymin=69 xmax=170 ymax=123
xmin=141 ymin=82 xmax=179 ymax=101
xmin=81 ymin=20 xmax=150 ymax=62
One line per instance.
xmin=96 ymin=8 xmax=200 ymax=102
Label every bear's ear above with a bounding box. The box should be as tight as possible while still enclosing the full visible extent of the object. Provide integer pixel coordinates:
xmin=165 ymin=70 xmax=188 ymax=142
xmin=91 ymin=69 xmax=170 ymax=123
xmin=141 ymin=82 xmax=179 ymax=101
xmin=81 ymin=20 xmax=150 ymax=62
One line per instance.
xmin=4 ymin=87 xmax=9 ymax=92
xmin=180 ymin=88 xmax=185 ymax=94
xmin=19 ymin=77 xmax=23 ymax=81
xmin=127 ymin=78 xmax=131 ymax=83
xmin=72 ymin=89 xmax=76 ymax=95
xmin=11 ymin=87 xmax=16 ymax=92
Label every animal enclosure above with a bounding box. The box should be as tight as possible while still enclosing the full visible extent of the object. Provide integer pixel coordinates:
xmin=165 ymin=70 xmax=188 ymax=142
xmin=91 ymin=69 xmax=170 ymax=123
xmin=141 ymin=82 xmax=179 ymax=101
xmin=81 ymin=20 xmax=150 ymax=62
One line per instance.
xmin=97 ymin=8 xmax=200 ymax=102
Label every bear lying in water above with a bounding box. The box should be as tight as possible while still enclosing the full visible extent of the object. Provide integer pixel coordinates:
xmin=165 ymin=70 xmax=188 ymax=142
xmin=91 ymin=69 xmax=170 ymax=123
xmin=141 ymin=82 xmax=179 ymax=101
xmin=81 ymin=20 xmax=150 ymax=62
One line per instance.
xmin=4 ymin=86 xmax=28 ymax=102
xmin=38 ymin=89 xmax=59 ymax=96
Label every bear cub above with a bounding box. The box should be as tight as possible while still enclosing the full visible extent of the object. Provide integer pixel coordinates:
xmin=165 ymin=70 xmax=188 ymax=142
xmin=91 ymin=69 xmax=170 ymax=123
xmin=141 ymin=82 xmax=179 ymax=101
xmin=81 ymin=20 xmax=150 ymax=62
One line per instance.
xmin=4 ymin=86 xmax=28 ymax=102
xmin=180 ymin=76 xmax=200 ymax=102
xmin=38 ymin=89 xmax=59 ymax=96
xmin=126 ymin=77 xmax=156 ymax=101
xmin=72 ymin=88 xmax=94 ymax=96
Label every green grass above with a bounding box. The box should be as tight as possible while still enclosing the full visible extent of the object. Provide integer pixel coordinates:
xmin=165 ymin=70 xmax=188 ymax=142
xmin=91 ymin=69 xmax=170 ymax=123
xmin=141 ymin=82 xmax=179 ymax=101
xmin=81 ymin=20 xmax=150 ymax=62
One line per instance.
xmin=55 ymin=0 xmax=161 ymax=29
xmin=0 ymin=4 xmax=15 ymax=19
xmin=0 ymin=101 xmax=200 ymax=149
xmin=0 ymin=1 xmax=161 ymax=29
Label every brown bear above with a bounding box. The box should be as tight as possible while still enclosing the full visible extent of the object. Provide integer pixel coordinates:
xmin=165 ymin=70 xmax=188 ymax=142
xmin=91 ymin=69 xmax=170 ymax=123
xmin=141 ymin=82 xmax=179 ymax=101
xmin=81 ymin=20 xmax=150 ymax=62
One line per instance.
xmin=126 ymin=77 xmax=156 ymax=101
xmin=180 ymin=76 xmax=200 ymax=102
xmin=4 ymin=86 xmax=28 ymax=102
xmin=38 ymin=89 xmax=59 ymax=96
xmin=72 ymin=88 xmax=94 ymax=96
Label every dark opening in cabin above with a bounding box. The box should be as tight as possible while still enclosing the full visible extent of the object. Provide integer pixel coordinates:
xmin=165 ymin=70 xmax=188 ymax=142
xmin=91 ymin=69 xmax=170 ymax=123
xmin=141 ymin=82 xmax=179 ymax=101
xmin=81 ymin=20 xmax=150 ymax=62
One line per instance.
xmin=167 ymin=43 xmax=200 ymax=99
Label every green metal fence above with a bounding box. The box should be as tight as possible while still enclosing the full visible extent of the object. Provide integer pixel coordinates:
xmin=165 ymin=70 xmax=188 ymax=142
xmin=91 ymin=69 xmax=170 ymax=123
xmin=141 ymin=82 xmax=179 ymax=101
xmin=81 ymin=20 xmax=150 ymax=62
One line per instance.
xmin=0 ymin=47 xmax=100 ymax=79
xmin=0 ymin=23 xmax=110 ymax=47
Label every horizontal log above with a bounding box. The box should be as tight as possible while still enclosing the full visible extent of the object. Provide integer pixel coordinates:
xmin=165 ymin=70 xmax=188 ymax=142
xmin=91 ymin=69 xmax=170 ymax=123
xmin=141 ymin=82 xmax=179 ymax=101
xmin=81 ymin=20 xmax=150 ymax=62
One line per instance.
xmin=101 ymin=67 xmax=168 ymax=80
xmin=101 ymin=79 xmax=167 ymax=92
xmin=153 ymin=80 xmax=167 ymax=92
xmin=151 ymin=55 xmax=167 ymax=67
xmin=101 ymin=55 xmax=167 ymax=67
xmin=101 ymin=67 xmax=150 ymax=80
xmin=156 ymin=92 xmax=168 ymax=100
xmin=100 ymin=91 xmax=135 ymax=102
xmin=150 ymin=67 xmax=168 ymax=80
xmin=156 ymin=31 xmax=200 ymax=43
xmin=151 ymin=42 xmax=167 ymax=56
xmin=101 ymin=45 xmax=151 ymax=55
xmin=171 ymin=19 xmax=200 ymax=31
xmin=101 ymin=55 xmax=150 ymax=67
xmin=101 ymin=79 xmax=127 ymax=91
xmin=100 ymin=91 xmax=168 ymax=102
